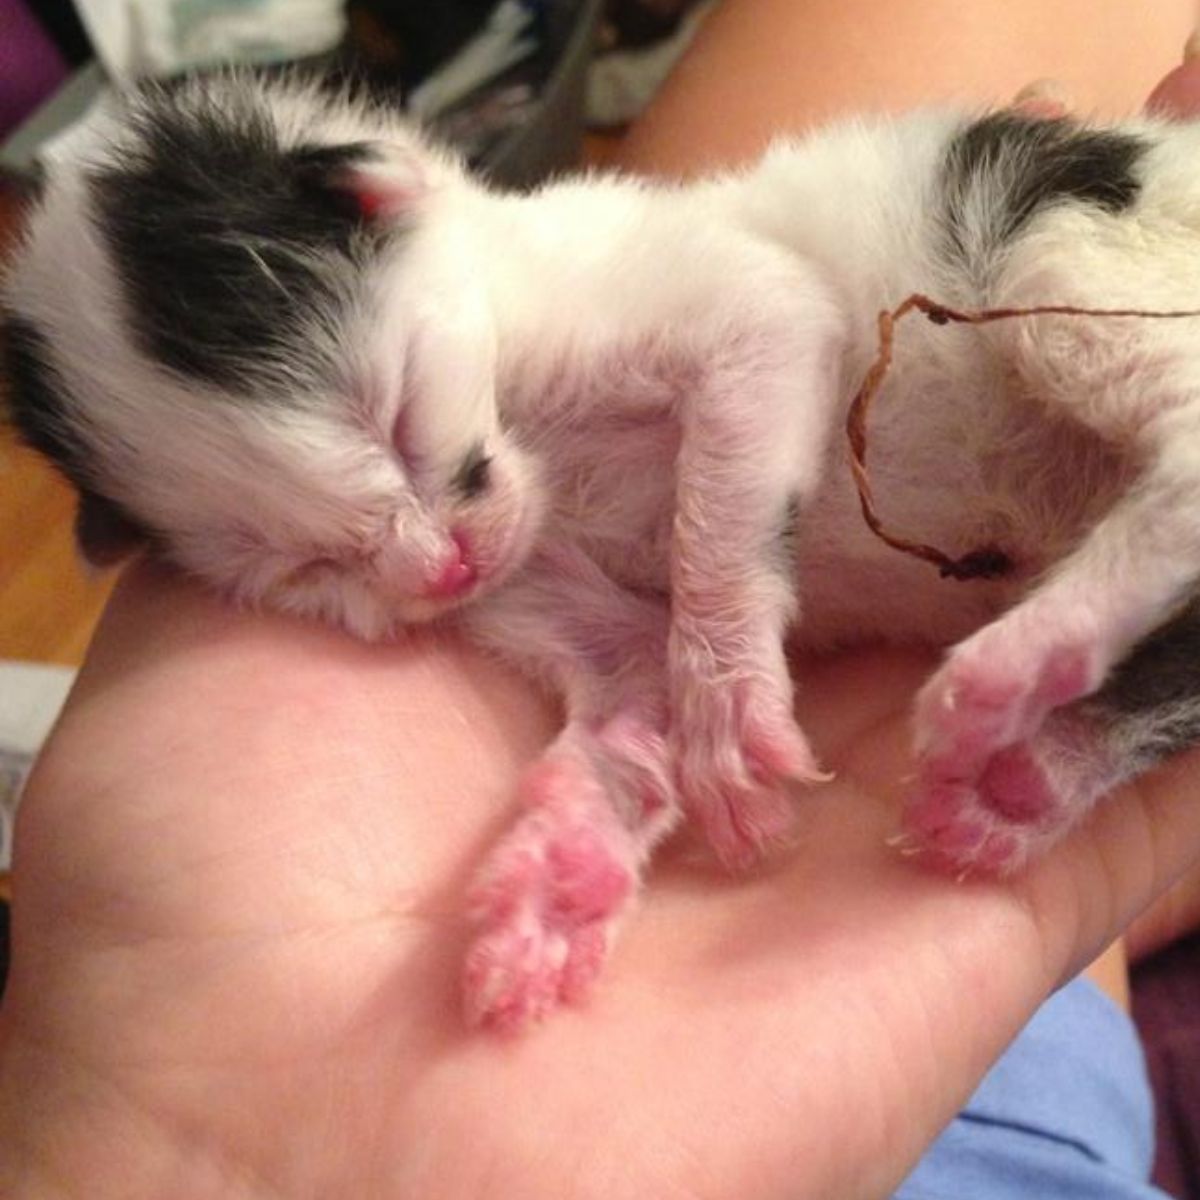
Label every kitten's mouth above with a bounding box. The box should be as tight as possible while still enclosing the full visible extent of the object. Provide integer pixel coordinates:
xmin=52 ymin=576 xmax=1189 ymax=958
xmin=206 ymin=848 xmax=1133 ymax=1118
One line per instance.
xmin=423 ymin=530 xmax=478 ymax=600
xmin=402 ymin=504 xmax=542 ymax=618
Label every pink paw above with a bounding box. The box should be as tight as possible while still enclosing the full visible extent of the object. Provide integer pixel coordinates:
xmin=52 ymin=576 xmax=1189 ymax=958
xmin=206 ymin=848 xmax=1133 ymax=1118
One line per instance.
xmin=915 ymin=634 xmax=1098 ymax=785
xmin=464 ymin=759 xmax=636 ymax=1034
xmin=903 ymin=715 xmax=1112 ymax=875
xmin=677 ymin=681 xmax=826 ymax=871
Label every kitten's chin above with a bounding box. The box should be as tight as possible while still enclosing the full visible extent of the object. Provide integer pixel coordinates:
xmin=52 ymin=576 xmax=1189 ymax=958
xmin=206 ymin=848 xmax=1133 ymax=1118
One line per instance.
xmin=364 ymin=509 xmax=543 ymax=634
xmin=253 ymin=502 xmax=545 ymax=641
xmin=282 ymin=551 xmax=527 ymax=643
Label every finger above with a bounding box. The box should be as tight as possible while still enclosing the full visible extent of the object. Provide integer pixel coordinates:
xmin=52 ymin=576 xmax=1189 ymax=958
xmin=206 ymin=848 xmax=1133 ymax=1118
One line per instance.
xmin=1127 ymin=859 xmax=1200 ymax=960
xmin=1145 ymin=31 xmax=1200 ymax=117
xmin=1015 ymin=742 xmax=1200 ymax=990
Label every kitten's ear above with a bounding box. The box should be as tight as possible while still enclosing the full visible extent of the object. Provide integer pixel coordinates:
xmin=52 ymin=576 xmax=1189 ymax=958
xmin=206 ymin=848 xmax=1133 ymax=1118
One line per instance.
xmin=75 ymin=490 xmax=147 ymax=567
xmin=294 ymin=141 xmax=430 ymax=224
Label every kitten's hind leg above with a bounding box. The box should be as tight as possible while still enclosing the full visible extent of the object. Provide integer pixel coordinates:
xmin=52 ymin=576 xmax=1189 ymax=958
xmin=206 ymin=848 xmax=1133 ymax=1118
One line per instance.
xmin=461 ymin=546 xmax=677 ymax=1032
xmin=904 ymin=251 xmax=1200 ymax=869
xmin=907 ymin=597 xmax=1200 ymax=873
xmin=908 ymin=394 xmax=1200 ymax=870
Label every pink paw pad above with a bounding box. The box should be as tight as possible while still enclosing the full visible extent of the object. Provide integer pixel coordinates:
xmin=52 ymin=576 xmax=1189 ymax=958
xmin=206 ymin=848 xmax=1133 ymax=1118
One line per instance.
xmin=902 ymin=782 xmax=1036 ymax=876
xmin=543 ymin=828 xmax=633 ymax=921
xmin=916 ymin=640 xmax=1098 ymax=783
xmin=904 ymin=732 xmax=1091 ymax=876
xmin=904 ymin=782 xmax=986 ymax=852
xmin=977 ymin=744 xmax=1062 ymax=824
xmin=904 ymin=698 xmax=1117 ymax=877
xmin=463 ymin=928 xmax=565 ymax=1034
xmin=464 ymin=797 xmax=635 ymax=1034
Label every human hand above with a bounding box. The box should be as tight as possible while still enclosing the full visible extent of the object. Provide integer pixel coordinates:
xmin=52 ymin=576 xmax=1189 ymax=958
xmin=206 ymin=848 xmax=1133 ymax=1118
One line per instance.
xmin=1146 ymin=34 xmax=1200 ymax=117
xmin=2 ymin=564 xmax=1200 ymax=1199
xmin=1014 ymin=37 xmax=1200 ymax=123
xmin=8 ymin=47 xmax=1200 ymax=1200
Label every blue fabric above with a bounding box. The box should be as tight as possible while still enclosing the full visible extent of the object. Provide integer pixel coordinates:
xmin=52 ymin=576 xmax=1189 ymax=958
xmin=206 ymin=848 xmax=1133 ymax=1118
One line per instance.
xmin=896 ymin=977 xmax=1166 ymax=1199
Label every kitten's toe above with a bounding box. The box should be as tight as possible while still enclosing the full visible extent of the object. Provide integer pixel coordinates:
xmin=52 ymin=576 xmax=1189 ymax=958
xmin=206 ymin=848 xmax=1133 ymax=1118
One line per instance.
xmin=676 ymin=681 xmax=826 ymax=871
xmin=464 ymin=758 xmax=636 ymax=1033
xmin=914 ymin=628 xmax=1099 ymax=785
xmin=903 ymin=713 xmax=1115 ymax=875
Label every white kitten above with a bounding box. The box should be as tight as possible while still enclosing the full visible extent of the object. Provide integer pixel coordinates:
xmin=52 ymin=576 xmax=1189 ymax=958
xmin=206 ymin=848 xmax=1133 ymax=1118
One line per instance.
xmin=7 ymin=75 xmax=1200 ymax=1030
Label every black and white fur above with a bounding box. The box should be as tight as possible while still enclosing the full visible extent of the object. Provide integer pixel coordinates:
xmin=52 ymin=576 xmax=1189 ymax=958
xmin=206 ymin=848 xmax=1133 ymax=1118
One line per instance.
xmin=5 ymin=75 xmax=1200 ymax=1030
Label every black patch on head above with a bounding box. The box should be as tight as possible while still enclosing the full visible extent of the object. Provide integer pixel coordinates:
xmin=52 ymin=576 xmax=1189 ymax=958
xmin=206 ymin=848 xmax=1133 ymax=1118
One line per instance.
xmin=942 ymin=114 xmax=1146 ymax=256
xmin=454 ymin=443 xmax=492 ymax=499
xmin=1 ymin=313 xmax=90 ymax=488
xmin=89 ymin=86 xmax=386 ymax=392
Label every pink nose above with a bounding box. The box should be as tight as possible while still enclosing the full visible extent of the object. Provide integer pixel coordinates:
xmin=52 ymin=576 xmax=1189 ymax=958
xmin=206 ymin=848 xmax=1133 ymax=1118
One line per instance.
xmin=425 ymin=531 xmax=477 ymax=599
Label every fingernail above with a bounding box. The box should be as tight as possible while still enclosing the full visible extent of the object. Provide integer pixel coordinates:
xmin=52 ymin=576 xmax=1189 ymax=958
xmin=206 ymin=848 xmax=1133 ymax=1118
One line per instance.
xmin=1012 ymin=78 xmax=1071 ymax=117
xmin=1013 ymin=78 xmax=1068 ymax=104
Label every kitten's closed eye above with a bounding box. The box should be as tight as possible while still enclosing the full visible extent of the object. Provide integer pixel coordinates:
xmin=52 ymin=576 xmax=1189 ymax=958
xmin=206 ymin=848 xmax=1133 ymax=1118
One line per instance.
xmin=279 ymin=555 xmax=345 ymax=590
xmin=455 ymin=445 xmax=493 ymax=499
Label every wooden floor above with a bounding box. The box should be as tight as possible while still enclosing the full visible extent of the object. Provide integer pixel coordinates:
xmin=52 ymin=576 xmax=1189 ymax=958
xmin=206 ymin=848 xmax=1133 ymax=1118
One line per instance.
xmin=0 ymin=430 xmax=114 ymax=666
xmin=1 ymin=192 xmax=115 ymax=668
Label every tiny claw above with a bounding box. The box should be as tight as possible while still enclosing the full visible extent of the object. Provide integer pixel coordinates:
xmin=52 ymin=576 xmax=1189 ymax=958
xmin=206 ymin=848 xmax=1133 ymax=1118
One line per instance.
xmin=887 ymin=830 xmax=925 ymax=858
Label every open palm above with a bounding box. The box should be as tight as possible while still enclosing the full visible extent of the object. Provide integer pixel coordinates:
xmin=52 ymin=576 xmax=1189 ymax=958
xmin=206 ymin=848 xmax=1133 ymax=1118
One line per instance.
xmin=2 ymin=564 xmax=1199 ymax=1198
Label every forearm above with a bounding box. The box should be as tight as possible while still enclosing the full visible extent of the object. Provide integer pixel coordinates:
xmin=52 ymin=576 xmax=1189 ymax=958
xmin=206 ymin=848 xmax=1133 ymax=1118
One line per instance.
xmin=616 ymin=0 xmax=1194 ymax=177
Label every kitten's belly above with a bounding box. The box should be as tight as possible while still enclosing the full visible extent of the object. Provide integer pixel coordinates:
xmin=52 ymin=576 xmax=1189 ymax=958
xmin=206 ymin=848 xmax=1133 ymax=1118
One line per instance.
xmin=793 ymin=386 xmax=1132 ymax=650
xmin=792 ymin=539 xmax=1017 ymax=649
xmin=537 ymin=364 xmax=1131 ymax=647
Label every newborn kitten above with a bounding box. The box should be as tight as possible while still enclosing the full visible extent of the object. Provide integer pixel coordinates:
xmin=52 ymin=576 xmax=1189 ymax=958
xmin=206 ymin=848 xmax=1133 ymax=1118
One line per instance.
xmin=6 ymin=76 xmax=1200 ymax=1031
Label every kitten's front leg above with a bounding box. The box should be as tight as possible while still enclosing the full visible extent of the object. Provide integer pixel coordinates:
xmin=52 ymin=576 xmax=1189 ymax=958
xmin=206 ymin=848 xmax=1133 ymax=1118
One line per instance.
xmin=670 ymin=267 xmax=847 ymax=868
xmin=461 ymin=546 xmax=677 ymax=1032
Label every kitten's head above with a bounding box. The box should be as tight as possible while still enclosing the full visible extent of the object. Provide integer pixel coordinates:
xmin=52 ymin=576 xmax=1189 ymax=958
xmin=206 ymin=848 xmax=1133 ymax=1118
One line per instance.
xmin=2 ymin=74 xmax=542 ymax=638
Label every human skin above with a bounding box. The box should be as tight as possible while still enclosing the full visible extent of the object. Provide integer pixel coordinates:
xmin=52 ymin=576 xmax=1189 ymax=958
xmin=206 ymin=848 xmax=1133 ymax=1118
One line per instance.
xmin=616 ymin=0 xmax=1196 ymax=175
xmin=5 ymin=564 xmax=1200 ymax=1200
xmin=4 ymin=4 xmax=1200 ymax=1198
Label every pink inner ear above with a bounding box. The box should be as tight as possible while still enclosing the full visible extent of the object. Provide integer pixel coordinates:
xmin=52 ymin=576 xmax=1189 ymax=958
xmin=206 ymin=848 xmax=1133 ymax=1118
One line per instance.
xmin=342 ymin=166 xmax=419 ymax=222
xmin=352 ymin=184 xmax=398 ymax=221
